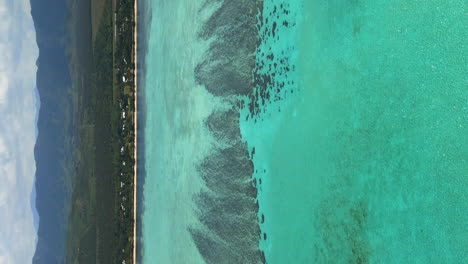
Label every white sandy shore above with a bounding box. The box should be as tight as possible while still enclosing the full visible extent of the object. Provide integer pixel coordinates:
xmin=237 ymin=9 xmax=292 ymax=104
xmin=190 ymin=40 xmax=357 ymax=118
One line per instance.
xmin=133 ymin=0 xmax=138 ymax=263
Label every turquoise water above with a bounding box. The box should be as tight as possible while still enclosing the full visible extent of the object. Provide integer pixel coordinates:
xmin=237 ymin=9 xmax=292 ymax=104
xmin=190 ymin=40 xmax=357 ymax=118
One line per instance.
xmin=141 ymin=0 xmax=467 ymax=263
xmin=241 ymin=0 xmax=467 ymax=263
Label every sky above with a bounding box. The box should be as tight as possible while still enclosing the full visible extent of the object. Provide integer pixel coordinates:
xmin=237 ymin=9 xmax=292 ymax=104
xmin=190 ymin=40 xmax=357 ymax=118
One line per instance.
xmin=0 ymin=0 xmax=39 ymax=263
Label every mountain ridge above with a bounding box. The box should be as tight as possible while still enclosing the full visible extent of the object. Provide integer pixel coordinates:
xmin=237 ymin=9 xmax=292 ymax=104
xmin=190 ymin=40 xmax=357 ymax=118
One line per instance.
xmin=31 ymin=0 xmax=73 ymax=262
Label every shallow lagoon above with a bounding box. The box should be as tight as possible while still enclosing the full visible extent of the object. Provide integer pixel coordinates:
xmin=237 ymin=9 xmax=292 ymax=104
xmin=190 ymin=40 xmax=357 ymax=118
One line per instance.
xmin=141 ymin=0 xmax=214 ymax=262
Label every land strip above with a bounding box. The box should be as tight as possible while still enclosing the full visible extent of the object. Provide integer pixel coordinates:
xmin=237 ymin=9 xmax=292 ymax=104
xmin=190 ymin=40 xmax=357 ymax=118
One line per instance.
xmin=65 ymin=0 xmax=137 ymax=262
xmin=113 ymin=0 xmax=138 ymax=262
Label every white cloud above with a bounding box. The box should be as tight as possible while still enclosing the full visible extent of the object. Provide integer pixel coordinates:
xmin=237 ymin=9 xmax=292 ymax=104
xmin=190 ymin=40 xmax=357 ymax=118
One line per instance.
xmin=0 ymin=0 xmax=39 ymax=263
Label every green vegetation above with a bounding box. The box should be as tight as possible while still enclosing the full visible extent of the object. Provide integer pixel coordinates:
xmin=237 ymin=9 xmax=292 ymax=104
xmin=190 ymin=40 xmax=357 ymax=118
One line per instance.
xmin=65 ymin=0 xmax=136 ymax=263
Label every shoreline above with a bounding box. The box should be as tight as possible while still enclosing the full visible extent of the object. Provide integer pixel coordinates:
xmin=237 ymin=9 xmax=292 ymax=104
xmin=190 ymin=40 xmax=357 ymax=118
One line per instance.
xmin=133 ymin=0 xmax=138 ymax=263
